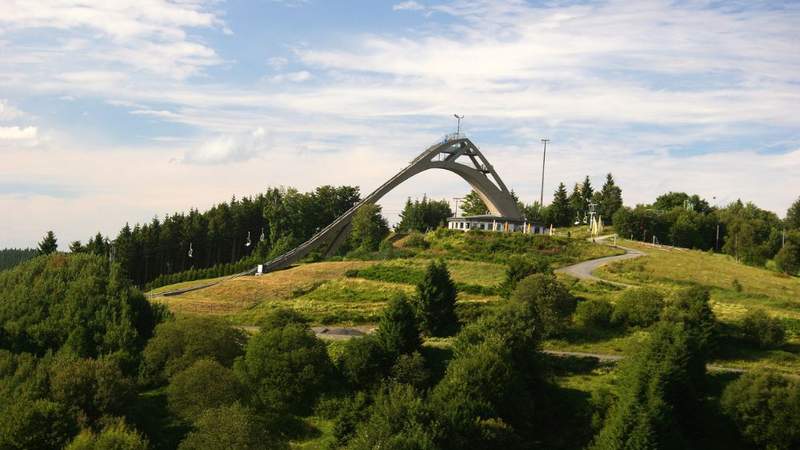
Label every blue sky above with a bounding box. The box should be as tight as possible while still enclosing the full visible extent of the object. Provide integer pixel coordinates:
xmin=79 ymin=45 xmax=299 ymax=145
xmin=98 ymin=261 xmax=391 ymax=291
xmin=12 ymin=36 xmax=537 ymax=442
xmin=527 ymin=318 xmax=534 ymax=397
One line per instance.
xmin=1 ymin=0 xmax=799 ymax=248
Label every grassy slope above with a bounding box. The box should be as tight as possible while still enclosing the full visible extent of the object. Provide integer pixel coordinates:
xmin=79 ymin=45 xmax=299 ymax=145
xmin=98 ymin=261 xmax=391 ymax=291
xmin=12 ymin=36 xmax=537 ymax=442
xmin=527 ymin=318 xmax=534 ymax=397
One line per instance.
xmin=550 ymin=239 xmax=800 ymax=375
xmin=150 ymin=230 xmax=619 ymax=327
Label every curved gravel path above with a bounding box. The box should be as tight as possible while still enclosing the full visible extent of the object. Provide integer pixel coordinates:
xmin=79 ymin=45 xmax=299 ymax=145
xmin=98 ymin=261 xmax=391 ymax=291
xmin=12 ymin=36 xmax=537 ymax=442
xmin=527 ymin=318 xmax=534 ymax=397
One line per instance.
xmin=555 ymin=238 xmax=644 ymax=285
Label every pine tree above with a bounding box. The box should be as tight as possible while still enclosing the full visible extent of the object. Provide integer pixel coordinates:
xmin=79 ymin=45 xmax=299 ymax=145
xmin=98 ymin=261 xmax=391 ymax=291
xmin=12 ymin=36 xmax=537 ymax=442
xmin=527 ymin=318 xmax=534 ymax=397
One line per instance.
xmin=68 ymin=241 xmax=84 ymax=253
xmin=37 ymin=231 xmax=58 ymax=255
xmin=599 ymin=174 xmax=623 ymax=223
xmin=376 ymin=295 xmax=421 ymax=357
xmin=398 ymin=198 xmax=425 ymax=232
xmin=549 ymin=183 xmax=572 ymax=227
xmin=460 ymin=190 xmax=489 ymax=216
xmin=413 ymin=260 xmax=457 ymax=337
xmin=568 ymin=183 xmax=583 ymax=224
xmin=581 ymin=176 xmax=594 ymax=209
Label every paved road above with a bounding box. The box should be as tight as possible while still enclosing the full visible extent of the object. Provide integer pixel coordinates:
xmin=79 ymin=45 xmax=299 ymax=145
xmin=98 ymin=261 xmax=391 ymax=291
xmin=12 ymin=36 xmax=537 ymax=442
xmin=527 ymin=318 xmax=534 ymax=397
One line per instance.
xmin=555 ymin=238 xmax=644 ymax=285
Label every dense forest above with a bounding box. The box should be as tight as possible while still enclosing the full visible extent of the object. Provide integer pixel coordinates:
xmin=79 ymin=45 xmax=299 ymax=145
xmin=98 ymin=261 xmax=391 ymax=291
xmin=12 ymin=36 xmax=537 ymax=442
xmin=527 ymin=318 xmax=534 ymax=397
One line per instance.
xmin=0 ymin=248 xmax=37 ymax=271
xmin=65 ymin=186 xmax=361 ymax=287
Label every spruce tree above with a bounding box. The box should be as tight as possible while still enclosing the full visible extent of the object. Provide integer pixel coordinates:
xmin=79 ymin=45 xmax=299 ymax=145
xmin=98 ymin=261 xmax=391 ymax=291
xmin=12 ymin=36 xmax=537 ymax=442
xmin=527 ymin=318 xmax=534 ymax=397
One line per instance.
xmin=581 ymin=175 xmax=594 ymax=209
xmin=460 ymin=189 xmax=489 ymax=216
xmin=376 ymin=294 xmax=421 ymax=356
xmin=568 ymin=183 xmax=583 ymax=224
xmin=68 ymin=240 xmax=84 ymax=253
xmin=549 ymin=183 xmax=572 ymax=227
xmin=599 ymin=174 xmax=623 ymax=223
xmin=37 ymin=231 xmax=58 ymax=255
xmin=413 ymin=260 xmax=457 ymax=337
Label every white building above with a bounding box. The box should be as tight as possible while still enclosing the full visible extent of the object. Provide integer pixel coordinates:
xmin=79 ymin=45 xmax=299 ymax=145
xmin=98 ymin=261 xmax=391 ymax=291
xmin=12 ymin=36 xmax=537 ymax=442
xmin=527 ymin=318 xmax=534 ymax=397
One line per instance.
xmin=446 ymin=214 xmax=545 ymax=234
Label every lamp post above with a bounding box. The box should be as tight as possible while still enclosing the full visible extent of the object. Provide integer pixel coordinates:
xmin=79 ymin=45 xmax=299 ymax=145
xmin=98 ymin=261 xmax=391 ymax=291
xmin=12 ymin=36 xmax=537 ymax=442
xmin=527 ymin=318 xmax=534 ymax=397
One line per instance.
xmin=539 ymin=138 xmax=550 ymax=209
xmin=454 ymin=114 xmax=464 ymax=135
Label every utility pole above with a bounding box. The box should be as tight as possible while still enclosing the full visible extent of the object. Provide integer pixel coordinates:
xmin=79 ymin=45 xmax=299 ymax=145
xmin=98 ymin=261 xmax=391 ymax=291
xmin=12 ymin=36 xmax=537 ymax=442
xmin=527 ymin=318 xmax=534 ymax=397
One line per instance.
xmin=539 ymin=138 xmax=549 ymax=209
xmin=454 ymin=114 xmax=464 ymax=135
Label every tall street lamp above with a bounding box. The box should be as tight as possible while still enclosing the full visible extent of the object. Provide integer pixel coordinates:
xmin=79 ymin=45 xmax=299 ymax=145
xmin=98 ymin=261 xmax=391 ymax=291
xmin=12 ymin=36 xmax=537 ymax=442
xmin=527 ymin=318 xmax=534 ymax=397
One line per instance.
xmin=539 ymin=138 xmax=550 ymax=209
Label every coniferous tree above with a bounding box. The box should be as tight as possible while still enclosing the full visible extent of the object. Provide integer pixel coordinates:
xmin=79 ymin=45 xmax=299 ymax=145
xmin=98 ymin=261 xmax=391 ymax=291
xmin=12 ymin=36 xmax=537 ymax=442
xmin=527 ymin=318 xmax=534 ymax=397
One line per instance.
xmin=68 ymin=241 xmax=84 ymax=253
xmin=413 ymin=260 xmax=457 ymax=337
xmin=37 ymin=231 xmax=58 ymax=255
xmin=397 ymin=196 xmax=452 ymax=232
xmin=460 ymin=190 xmax=489 ymax=216
xmin=581 ymin=176 xmax=594 ymax=210
xmin=376 ymin=294 xmax=421 ymax=356
xmin=568 ymin=183 xmax=583 ymax=225
xmin=549 ymin=183 xmax=572 ymax=227
xmin=598 ymin=174 xmax=623 ymax=223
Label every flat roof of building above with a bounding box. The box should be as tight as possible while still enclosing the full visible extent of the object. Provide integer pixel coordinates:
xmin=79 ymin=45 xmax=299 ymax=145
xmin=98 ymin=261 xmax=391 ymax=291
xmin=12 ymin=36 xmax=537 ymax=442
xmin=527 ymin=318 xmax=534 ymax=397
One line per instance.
xmin=448 ymin=214 xmax=525 ymax=222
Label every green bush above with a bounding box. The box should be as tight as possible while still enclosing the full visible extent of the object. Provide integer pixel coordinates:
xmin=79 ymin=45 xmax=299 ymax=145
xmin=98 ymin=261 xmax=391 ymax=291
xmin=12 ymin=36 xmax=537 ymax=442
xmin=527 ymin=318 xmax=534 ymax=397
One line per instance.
xmin=402 ymin=232 xmax=429 ymax=249
xmin=375 ymin=295 xmax=421 ymax=357
xmin=49 ymin=357 xmax=134 ymax=427
xmin=235 ymin=321 xmax=332 ymax=414
xmin=453 ymin=300 xmax=540 ymax=375
xmin=721 ymin=370 xmax=800 ymax=450
xmin=390 ymin=352 xmax=430 ymax=390
xmin=661 ymin=286 xmax=717 ymax=358
xmin=774 ymin=241 xmax=800 ymax=276
xmin=335 ymin=336 xmax=388 ymax=389
xmin=141 ymin=316 xmax=246 ymax=385
xmin=167 ymin=359 xmax=243 ymax=422
xmin=412 ymin=260 xmax=457 ymax=337
xmin=431 ymin=341 xmax=527 ymax=449
xmin=574 ymin=299 xmax=613 ymax=330
xmin=0 ymin=399 xmax=78 ymax=450
xmin=178 ymin=403 xmax=287 ymax=450
xmin=347 ymin=384 xmax=435 ymax=450
xmin=611 ymin=287 xmax=664 ymax=328
xmin=66 ymin=419 xmax=148 ymax=450
xmin=499 ymin=255 xmax=551 ymax=298
xmin=330 ymin=392 xmax=370 ymax=447
xmin=257 ymin=308 xmax=308 ymax=330
xmin=510 ymin=274 xmax=576 ymax=337
xmin=741 ymin=309 xmax=785 ymax=349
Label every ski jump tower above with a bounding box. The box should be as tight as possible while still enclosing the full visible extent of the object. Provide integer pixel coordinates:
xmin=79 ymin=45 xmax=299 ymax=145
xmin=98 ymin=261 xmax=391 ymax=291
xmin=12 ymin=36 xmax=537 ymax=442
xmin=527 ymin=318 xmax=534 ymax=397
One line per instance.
xmin=254 ymin=134 xmax=522 ymax=275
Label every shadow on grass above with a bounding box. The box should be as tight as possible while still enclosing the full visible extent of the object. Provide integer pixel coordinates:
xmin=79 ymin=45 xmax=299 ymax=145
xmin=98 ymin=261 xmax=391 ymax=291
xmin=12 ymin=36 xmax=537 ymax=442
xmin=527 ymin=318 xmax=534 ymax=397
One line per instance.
xmin=556 ymin=325 xmax=632 ymax=346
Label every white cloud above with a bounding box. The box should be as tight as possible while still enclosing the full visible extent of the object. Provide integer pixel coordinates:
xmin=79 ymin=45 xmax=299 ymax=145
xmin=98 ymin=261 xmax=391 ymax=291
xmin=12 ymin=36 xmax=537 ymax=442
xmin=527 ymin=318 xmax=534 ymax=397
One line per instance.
xmin=267 ymin=56 xmax=289 ymax=70
xmin=183 ymin=127 xmax=270 ymax=164
xmin=0 ymin=126 xmax=37 ymax=140
xmin=270 ymin=70 xmax=312 ymax=83
xmin=0 ymin=100 xmax=23 ymax=121
xmin=0 ymin=0 xmax=223 ymax=80
xmin=393 ymin=1 xmax=425 ymax=11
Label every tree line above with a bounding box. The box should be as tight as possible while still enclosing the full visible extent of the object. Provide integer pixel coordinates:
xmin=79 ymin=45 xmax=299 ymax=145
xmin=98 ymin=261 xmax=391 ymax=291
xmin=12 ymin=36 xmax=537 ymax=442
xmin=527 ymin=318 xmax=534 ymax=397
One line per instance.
xmin=614 ymin=193 xmax=800 ymax=275
xmin=452 ymin=173 xmax=623 ymax=228
xmin=63 ymin=186 xmax=361 ymax=287
xmin=0 ymin=248 xmax=37 ymax=272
